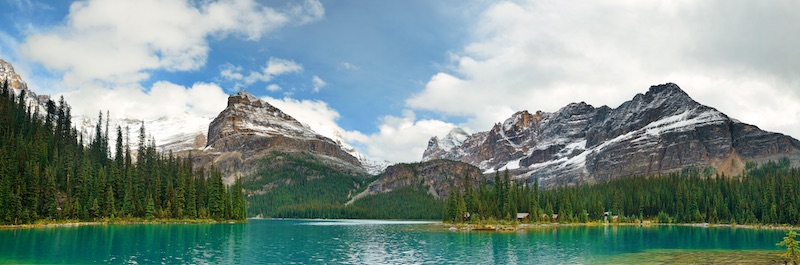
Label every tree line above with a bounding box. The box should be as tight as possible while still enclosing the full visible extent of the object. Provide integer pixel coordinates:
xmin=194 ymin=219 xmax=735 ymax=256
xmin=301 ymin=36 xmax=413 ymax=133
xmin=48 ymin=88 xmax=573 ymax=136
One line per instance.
xmin=445 ymin=159 xmax=800 ymax=225
xmin=0 ymin=82 xmax=245 ymax=225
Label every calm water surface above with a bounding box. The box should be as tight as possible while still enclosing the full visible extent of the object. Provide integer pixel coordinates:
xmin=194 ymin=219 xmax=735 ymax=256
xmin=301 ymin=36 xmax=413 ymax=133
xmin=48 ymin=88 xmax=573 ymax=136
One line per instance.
xmin=0 ymin=219 xmax=788 ymax=264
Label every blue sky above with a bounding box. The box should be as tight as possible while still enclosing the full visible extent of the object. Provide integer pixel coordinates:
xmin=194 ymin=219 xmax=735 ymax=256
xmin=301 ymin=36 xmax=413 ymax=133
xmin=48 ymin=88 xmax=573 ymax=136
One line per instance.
xmin=2 ymin=0 xmax=800 ymax=163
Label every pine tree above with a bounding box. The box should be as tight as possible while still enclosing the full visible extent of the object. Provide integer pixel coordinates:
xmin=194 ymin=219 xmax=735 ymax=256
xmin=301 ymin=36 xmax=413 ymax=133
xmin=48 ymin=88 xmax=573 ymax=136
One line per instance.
xmin=208 ymin=167 xmax=225 ymax=220
xmin=145 ymin=194 xmax=155 ymax=220
xmin=105 ymin=184 xmax=115 ymax=217
xmin=41 ymin=166 xmax=58 ymax=218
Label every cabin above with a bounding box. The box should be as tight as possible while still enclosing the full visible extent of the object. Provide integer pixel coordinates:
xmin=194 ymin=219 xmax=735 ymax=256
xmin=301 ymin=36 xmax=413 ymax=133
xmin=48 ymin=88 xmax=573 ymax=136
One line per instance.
xmin=516 ymin=213 xmax=530 ymax=222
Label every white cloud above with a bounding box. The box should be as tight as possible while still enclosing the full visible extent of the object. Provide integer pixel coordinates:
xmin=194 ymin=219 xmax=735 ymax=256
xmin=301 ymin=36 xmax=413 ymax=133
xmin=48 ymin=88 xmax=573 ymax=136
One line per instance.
xmin=266 ymin=84 xmax=282 ymax=92
xmin=263 ymin=57 xmax=304 ymax=77
xmin=19 ymin=0 xmax=323 ymax=91
xmin=408 ymin=0 xmax=800 ymax=139
xmin=220 ymin=64 xmax=244 ymax=81
xmin=359 ymin=111 xmax=456 ymax=163
xmin=63 ymin=81 xmax=229 ymax=121
xmin=287 ymin=0 xmax=326 ymax=25
xmin=220 ymin=57 xmax=303 ymax=91
xmin=311 ymin=75 xmax=326 ymax=93
xmin=339 ymin=62 xmax=360 ymax=71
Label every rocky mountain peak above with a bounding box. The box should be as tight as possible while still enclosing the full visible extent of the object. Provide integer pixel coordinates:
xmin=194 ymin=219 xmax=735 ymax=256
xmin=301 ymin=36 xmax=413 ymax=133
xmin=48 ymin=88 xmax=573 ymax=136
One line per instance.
xmin=423 ymin=83 xmax=800 ymax=188
xmin=207 ymin=91 xmax=318 ymax=148
xmin=227 ymin=90 xmax=292 ymax=120
xmin=423 ymin=127 xmax=471 ymax=162
xmin=0 ymin=59 xmax=27 ymax=91
xmin=204 ymin=90 xmax=363 ymax=176
xmin=627 ymin=83 xmax=696 ymax=113
xmin=647 ymin=82 xmax=685 ymax=96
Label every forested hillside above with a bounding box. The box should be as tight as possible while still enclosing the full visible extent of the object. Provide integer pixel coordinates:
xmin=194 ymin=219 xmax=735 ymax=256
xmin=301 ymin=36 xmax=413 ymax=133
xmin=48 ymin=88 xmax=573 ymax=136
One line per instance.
xmin=445 ymin=160 xmax=800 ymax=225
xmin=244 ymin=152 xmax=443 ymax=220
xmin=0 ymin=82 xmax=245 ymax=225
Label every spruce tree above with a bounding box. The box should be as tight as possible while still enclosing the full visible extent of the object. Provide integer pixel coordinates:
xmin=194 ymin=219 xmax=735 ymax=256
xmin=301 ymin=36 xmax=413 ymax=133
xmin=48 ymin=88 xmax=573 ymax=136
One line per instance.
xmin=208 ymin=167 xmax=225 ymax=220
xmin=145 ymin=194 xmax=155 ymax=220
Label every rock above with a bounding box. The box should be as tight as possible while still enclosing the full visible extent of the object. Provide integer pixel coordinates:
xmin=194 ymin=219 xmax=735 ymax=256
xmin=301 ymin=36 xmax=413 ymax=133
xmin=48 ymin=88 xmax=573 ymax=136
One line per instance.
xmin=346 ymin=159 xmax=483 ymax=205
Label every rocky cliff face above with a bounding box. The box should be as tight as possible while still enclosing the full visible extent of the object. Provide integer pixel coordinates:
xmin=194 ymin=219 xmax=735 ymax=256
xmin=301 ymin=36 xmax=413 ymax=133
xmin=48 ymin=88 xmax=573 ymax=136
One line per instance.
xmin=423 ymin=83 xmax=800 ymax=187
xmin=347 ymin=159 xmax=483 ymax=204
xmin=198 ymin=91 xmax=364 ymax=182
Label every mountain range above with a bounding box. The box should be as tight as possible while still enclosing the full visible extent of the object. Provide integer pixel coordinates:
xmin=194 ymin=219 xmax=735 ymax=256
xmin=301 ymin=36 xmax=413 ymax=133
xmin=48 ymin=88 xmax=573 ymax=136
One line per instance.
xmin=6 ymin=57 xmax=800 ymax=194
xmin=423 ymin=83 xmax=800 ymax=187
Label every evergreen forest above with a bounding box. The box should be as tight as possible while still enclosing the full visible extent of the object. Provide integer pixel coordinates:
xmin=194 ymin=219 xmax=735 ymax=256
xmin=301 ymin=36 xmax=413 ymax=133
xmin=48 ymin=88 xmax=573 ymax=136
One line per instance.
xmin=244 ymin=153 xmax=443 ymax=220
xmin=0 ymin=82 xmax=246 ymax=225
xmin=445 ymin=160 xmax=800 ymax=226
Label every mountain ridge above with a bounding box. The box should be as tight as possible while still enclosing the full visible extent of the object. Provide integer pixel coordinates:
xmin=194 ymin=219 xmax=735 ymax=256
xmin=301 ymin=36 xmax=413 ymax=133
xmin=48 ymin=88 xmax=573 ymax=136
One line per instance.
xmin=423 ymin=83 xmax=800 ymax=187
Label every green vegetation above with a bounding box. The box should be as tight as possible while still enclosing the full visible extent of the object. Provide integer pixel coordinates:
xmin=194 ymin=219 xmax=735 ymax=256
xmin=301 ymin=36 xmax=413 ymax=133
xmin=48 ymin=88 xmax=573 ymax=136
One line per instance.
xmin=444 ymin=170 xmax=540 ymax=223
xmin=350 ymin=187 xmax=443 ymax=220
xmin=0 ymin=81 xmax=246 ymax=225
xmin=244 ymin=153 xmax=444 ymax=220
xmin=778 ymin=230 xmax=800 ymax=265
xmin=244 ymin=153 xmax=375 ymax=218
xmin=445 ymin=160 xmax=800 ymax=226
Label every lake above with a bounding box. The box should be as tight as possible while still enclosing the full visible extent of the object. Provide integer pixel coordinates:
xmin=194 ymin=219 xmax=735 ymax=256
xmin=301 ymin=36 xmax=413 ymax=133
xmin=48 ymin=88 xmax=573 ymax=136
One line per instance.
xmin=0 ymin=219 xmax=789 ymax=264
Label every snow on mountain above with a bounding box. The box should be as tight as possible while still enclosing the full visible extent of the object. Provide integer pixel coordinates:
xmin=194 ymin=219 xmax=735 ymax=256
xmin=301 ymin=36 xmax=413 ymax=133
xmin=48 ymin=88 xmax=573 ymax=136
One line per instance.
xmin=423 ymin=83 xmax=800 ymax=187
xmin=74 ymin=113 xmax=211 ymax=155
xmin=1 ymin=59 xmax=49 ymax=115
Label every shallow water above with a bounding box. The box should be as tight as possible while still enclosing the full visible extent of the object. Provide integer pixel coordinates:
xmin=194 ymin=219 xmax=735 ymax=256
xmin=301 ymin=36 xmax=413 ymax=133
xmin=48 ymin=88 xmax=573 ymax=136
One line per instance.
xmin=0 ymin=219 xmax=789 ymax=264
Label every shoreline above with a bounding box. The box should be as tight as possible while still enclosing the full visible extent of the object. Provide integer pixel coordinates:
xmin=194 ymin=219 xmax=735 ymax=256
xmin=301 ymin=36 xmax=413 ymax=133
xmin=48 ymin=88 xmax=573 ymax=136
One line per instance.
xmin=0 ymin=218 xmax=245 ymax=230
xmin=439 ymin=221 xmax=800 ymax=232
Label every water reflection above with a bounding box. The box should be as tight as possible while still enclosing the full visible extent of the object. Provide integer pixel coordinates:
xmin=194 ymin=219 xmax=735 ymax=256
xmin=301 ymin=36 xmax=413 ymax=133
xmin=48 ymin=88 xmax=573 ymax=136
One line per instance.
xmin=0 ymin=221 xmax=788 ymax=264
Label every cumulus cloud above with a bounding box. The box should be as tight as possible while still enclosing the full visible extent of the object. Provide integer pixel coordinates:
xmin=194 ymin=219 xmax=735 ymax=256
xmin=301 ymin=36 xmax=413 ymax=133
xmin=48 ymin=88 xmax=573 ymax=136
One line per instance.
xmin=359 ymin=111 xmax=457 ymax=163
xmin=311 ymin=75 xmax=326 ymax=93
xmin=15 ymin=0 xmax=325 ymax=141
xmin=408 ymin=0 xmax=800 ymax=138
xmin=63 ymin=81 xmax=229 ymax=120
xmin=19 ymin=0 xmax=323 ymax=100
xmin=23 ymin=0 xmax=283 ymax=85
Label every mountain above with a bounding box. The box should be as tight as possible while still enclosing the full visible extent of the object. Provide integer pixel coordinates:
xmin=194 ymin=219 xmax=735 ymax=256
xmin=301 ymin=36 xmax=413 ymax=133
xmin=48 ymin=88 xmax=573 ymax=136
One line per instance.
xmin=0 ymin=59 xmax=49 ymax=114
xmin=190 ymin=91 xmax=366 ymax=184
xmin=423 ymin=83 xmax=800 ymax=187
xmin=347 ymin=159 xmax=483 ymax=205
xmin=206 ymin=91 xmax=360 ymax=167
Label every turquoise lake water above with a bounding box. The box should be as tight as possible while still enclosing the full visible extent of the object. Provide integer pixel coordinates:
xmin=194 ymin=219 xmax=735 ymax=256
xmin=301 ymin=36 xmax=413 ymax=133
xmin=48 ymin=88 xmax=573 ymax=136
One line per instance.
xmin=0 ymin=219 xmax=789 ymax=264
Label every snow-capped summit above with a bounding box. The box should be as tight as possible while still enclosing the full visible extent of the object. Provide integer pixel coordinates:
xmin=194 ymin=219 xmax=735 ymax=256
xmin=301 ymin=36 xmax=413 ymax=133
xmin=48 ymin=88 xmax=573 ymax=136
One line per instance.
xmin=422 ymin=127 xmax=470 ymax=162
xmin=423 ymin=83 xmax=800 ymax=187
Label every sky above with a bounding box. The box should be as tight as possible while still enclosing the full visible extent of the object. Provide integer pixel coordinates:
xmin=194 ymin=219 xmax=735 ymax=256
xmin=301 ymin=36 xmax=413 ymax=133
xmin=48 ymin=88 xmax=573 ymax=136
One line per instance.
xmin=1 ymin=0 xmax=799 ymax=163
